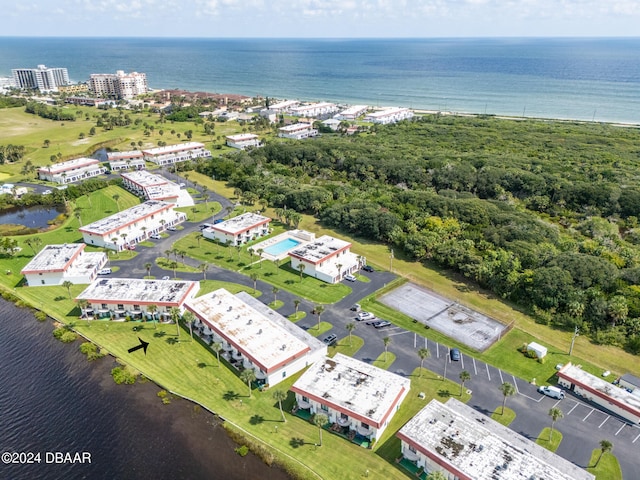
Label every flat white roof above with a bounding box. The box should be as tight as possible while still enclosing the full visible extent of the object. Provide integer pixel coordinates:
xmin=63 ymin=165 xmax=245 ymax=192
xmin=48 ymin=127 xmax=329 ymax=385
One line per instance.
xmin=80 ymin=200 xmax=173 ymax=236
xmin=289 ymin=235 xmax=350 ymax=264
xmin=106 ymin=150 xmax=144 ymax=161
xmin=292 ymin=353 xmax=411 ymax=427
xmin=290 ymin=102 xmax=336 ymax=112
xmin=213 ymin=212 xmax=270 ymax=235
xmin=185 ymin=289 xmax=312 ymax=372
xmin=65 ymin=252 xmax=107 ymax=278
xmin=559 ymin=363 xmax=640 ymax=414
xmin=279 ymin=123 xmax=314 ymax=132
xmin=78 ymin=278 xmax=198 ymax=306
xmin=338 ymin=105 xmax=369 ymax=116
xmin=122 ymin=170 xmax=168 ymax=188
xmin=366 ymin=107 xmax=411 ymax=118
xmin=143 ymin=142 xmax=205 ymax=156
xmin=38 ymin=157 xmax=100 ymax=174
xmin=269 ymin=100 xmax=299 ymax=110
xmin=398 ymin=399 xmax=594 ymax=480
xmin=21 ymin=243 xmax=85 ymax=273
xmin=226 ymin=133 xmax=259 ymax=141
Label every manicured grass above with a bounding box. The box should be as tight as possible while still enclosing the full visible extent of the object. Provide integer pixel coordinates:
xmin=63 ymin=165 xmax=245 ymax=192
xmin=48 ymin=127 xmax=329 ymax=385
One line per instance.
xmin=373 ymin=352 xmax=396 ymax=370
xmin=175 ymin=202 xmax=221 ymax=223
xmin=156 ymin=257 xmax=200 ymax=273
xmin=536 ymin=428 xmax=562 ymax=452
xmin=329 ymin=335 xmax=364 ymax=358
xmin=354 ymin=273 xmax=370 ymax=283
xmin=491 ymin=407 xmax=516 ymax=426
xmin=306 ymin=321 xmax=333 ymax=337
xmin=587 ymin=452 xmax=622 ymax=480
xmin=288 ymin=312 xmax=306 ymax=322
xmin=269 ymin=300 xmax=284 ymax=310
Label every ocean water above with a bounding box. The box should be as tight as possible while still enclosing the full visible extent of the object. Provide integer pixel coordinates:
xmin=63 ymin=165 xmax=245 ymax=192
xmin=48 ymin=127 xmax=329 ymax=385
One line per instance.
xmin=0 ymin=37 xmax=639 ymax=124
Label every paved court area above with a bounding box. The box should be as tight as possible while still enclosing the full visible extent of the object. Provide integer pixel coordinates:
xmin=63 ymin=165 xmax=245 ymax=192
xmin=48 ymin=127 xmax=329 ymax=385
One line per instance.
xmin=379 ymin=282 xmax=508 ymax=351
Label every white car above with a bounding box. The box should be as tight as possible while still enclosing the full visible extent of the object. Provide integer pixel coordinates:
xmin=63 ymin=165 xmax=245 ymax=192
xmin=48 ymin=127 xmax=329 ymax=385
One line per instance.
xmin=98 ymin=268 xmax=112 ymax=275
xmin=150 ymin=234 xmax=161 ymax=240
xmin=161 ymin=275 xmax=171 ymax=280
xmin=344 ymin=274 xmax=357 ymax=282
xmin=357 ymin=312 xmax=375 ymax=321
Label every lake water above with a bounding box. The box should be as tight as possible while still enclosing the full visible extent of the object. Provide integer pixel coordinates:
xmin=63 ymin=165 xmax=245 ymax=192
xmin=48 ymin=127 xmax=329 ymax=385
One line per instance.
xmin=0 ymin=205 xmax=65 ymax=229
xmin=0 ymin=298 xmax=291 ymax=480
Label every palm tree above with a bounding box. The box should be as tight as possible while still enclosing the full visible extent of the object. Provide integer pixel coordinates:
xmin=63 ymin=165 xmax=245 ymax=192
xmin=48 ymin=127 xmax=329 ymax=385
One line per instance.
xmin=548 ymin=407 xmax=564 ymax=442
xmin=182 ymin=310 xmax=195 ymax=340
xmin=418 ymin=347 xmax=430 ymax=377
xmin=596 ymin=439 xmax=613 ymax=467
xmin=314 ymin=305 xmax=325 ymax=330
xmin=345 ymin=322 xmax=356 ymax=346
xmin=250 ymin=272 xmax=259 ymax=293
xmin=147 ymin=304 xmax=158 ymax=329
xmin=170 ymin=261 xmax=178 ymax=278
xmin=257 ymin=248 xmax=264 ymax=268
xmin=272 ymin=390 xmax=288 ymax=423
xmin=313 ymin=413 xmax=329 ymax=446
xmin=212 ymin=342 xmax=223 ymax=367
xmin=240 ymin=369 xmax=256 ymax=397
xmin=459 ymin=370 xmax=471 ymax=396
xmin=199 ymin=263 xmax=209 ymax=280
xmin=499 ymin=382 xmax=516 ymax=415
xmin=383 ymin=336 xmax=391 ymax=362
xmin=272 ymin=286 xmax=279 ymax=304
xmin=196 ymin=233 xmax=203 ymax=248
xmin=74 ymin=208 xmax=83 ymax=227
xmin=62 ymin=280 xmax=73 ymax=299
xmin=294 ymin=299 xmax=301 ymax=316
xmin=297 ymin=263 xmax=305 ymax=281
xmin=144 ymin=262 xmax=152 ymax=278
xmin=77 ymin=299 xmax=89 ymax=319
xmin=112 ymin=193 xmax=120 ymax=212
xmin=170 ymin=307 xmax=181 ymax=337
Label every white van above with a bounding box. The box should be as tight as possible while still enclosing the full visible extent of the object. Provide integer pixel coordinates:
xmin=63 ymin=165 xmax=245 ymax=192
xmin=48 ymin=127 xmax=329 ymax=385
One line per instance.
xmin=98 ymin=268 xmax=112 ymax=275
xmin=538 ymin=385 xmax=565 ymax=399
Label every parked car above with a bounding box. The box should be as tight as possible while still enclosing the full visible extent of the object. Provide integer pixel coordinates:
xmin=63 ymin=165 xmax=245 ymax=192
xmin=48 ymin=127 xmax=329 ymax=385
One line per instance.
xmin=450 ymin=348 xmax=461 ymax=361
xmin=362 ymin=265 xmax=374 ymax=272
xmin=322 ymin=334 xmax=337 ymax=346
xmin=373 ymin=320 xmax=391 ymax=329
xmin=178 ymin=182 xmax=186 ymax=187
xmin=150 ymin=234 xmax=161 ymax=240
xmin=344 ymin=274 xmax=357 ymax=282
xmin=161 ymin=276 xmax=171 ymax=280
xmin=98 ymin=268 xmax=112 ymax=275
xmin=200 ymin=223 xmax=214 ymax=230
xmin=167 ymin=226 xmax=177 ymax=231
xmin=42 ymin=189 xmax=52 ymax=195
xmin=127 ymin=245 xmax=136 ymax=250
xmin=357 ymin=311 xmax=375 ymax=321
xmin=350 ymin=304 xmax=361 ymax=312
xmin=214 ymin=218 xmax=225 ymax=224
xmin=537 ymin=385 xmax=565 ymax=399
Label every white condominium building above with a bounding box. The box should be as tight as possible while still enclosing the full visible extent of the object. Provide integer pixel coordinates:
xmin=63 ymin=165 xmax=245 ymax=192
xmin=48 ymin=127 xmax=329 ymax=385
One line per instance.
xmin=38 ymin=158 xmax=107 ymax=184
xmin=79 ymin=200 xmax=186 ymax=251
xmin=107 ymin=150 xmax=146 ymax=171
xmin=289 ymin=102 xmax=338 ymax=118
xmin=203 ymin=212 xmax=271 ymax=246
xmin=90 ymin=70 xmax=148 ymax=99
xmin=365 ymin=107 xmax=414 ymax=124
xmin=278 ymin=123 xmax=318 ymax=140
xmin=142 ymin=142 xmax=211 ymax=166
xmin=288 ymin=235 xmax=361 ymax=284
xmin=12 ymin=65 xmax=69 ymax=92
xmin=226 ymin=134 xmax=260 ymax=150
xmin=335 ymin=105 xmax=369 ymax=120
xmin=21 ymin=244 xmax=107 ymax=287
xmin=121 ymin=170 xmax=180 ymax=204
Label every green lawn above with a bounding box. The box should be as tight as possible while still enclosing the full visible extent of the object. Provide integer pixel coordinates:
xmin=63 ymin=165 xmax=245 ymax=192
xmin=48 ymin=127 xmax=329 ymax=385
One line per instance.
xmin=156 ymin=257 xmax=201 ymax=274
xmin=288 ymin=312 xmax=306 ymax=322
xmin=587 ymin=452 xmax=622 ymax=480
xmin=536 ymin=428 xmax=562 ymax=452
xmin=373 ymin=352 xmax=396 ymax=370
xmin=175 ymin=202 xmax=221 ymax=223
xmin=329 ymin=335 xmax=364 ymax=358
xmin=306 ymin=321 xmax=333 ymax=337
xmin=491 ymin=407 xmax=516 ymax=426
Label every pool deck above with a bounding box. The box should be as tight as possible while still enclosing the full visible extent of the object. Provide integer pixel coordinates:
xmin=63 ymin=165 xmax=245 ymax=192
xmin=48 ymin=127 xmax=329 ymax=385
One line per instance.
xmin=252 ymin=230 xmax=314 ymax=261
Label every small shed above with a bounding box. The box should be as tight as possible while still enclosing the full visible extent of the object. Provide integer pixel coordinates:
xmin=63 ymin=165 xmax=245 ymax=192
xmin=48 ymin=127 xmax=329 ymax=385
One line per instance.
xmin=527 ymin=342 xmax=548 ymax=359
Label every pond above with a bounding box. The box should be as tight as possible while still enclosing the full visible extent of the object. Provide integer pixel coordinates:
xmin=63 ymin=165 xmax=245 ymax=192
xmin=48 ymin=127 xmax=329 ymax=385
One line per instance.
xmin=0 ymin=205 xmax=66 ymax=229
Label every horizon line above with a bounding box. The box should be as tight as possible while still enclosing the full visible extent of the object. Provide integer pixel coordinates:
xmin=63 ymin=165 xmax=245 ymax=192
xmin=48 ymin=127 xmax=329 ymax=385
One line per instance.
xmin=0 ymin=35 xmax=639 ymax=40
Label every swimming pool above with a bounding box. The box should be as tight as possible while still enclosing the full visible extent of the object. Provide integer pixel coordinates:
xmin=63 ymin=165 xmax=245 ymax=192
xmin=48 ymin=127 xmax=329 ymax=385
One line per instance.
xmin=263 ymin=238 xmax=300 ymax=256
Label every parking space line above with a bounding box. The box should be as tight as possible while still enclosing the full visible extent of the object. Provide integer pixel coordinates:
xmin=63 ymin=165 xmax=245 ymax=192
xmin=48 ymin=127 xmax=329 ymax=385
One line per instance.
xmin=599 ymin=417 xmax=610 ymax=429
xmin=472 ymin=358 xmax=478 ymax=376
xmin=583 ymin=409 xmax=595 ymax=422
xmin=633 ymin=432 xmax=640 ymax=443
xmin=436 ymin=343 xmax=440 ymax=358
xmin=485 ymin=363 xmax=491 ymax=381
xmin=498 ymin=369 xmax=504 ymax=384
xmin=615 ymin=424 xmax=626 ymax=436
xmin=567 ymin=402 xmax=580 ymax=415
xmin=460 ymin=355 xmax=465 ymax=369
xmin=512 ymin=376 xmax=519 ymax=393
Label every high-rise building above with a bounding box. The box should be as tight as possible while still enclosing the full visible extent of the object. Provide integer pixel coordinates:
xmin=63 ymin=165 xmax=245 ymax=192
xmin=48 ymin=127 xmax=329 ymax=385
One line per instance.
xmin=89 ymin=70 xmax=148 ymax=99
xmin=12 ymin=65 xmax=70 ymax=92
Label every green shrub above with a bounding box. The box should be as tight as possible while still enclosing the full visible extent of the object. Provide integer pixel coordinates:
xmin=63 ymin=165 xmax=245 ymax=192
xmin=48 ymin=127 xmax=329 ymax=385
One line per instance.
xmin=34 ymin=311 xmax=48 ymax=322
xmin=79 ymin=342 xmax=104 ymax=361
xmin=53 ymin=327 xmax=77 ymax=343
xmin=157 ymin=390 xmax=168 ymax=398
xmin=111 ymin=366 xmax=137 ymax=385
xmin=235 ymin=445 xmax=249 ymax=457
xmin=161 ymin=397 xmax=171 ymax=405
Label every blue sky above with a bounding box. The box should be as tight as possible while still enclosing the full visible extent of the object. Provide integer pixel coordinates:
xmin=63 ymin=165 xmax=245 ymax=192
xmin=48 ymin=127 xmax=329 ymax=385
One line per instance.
xmin=2 ymin=0 xmax=639 ymax=37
